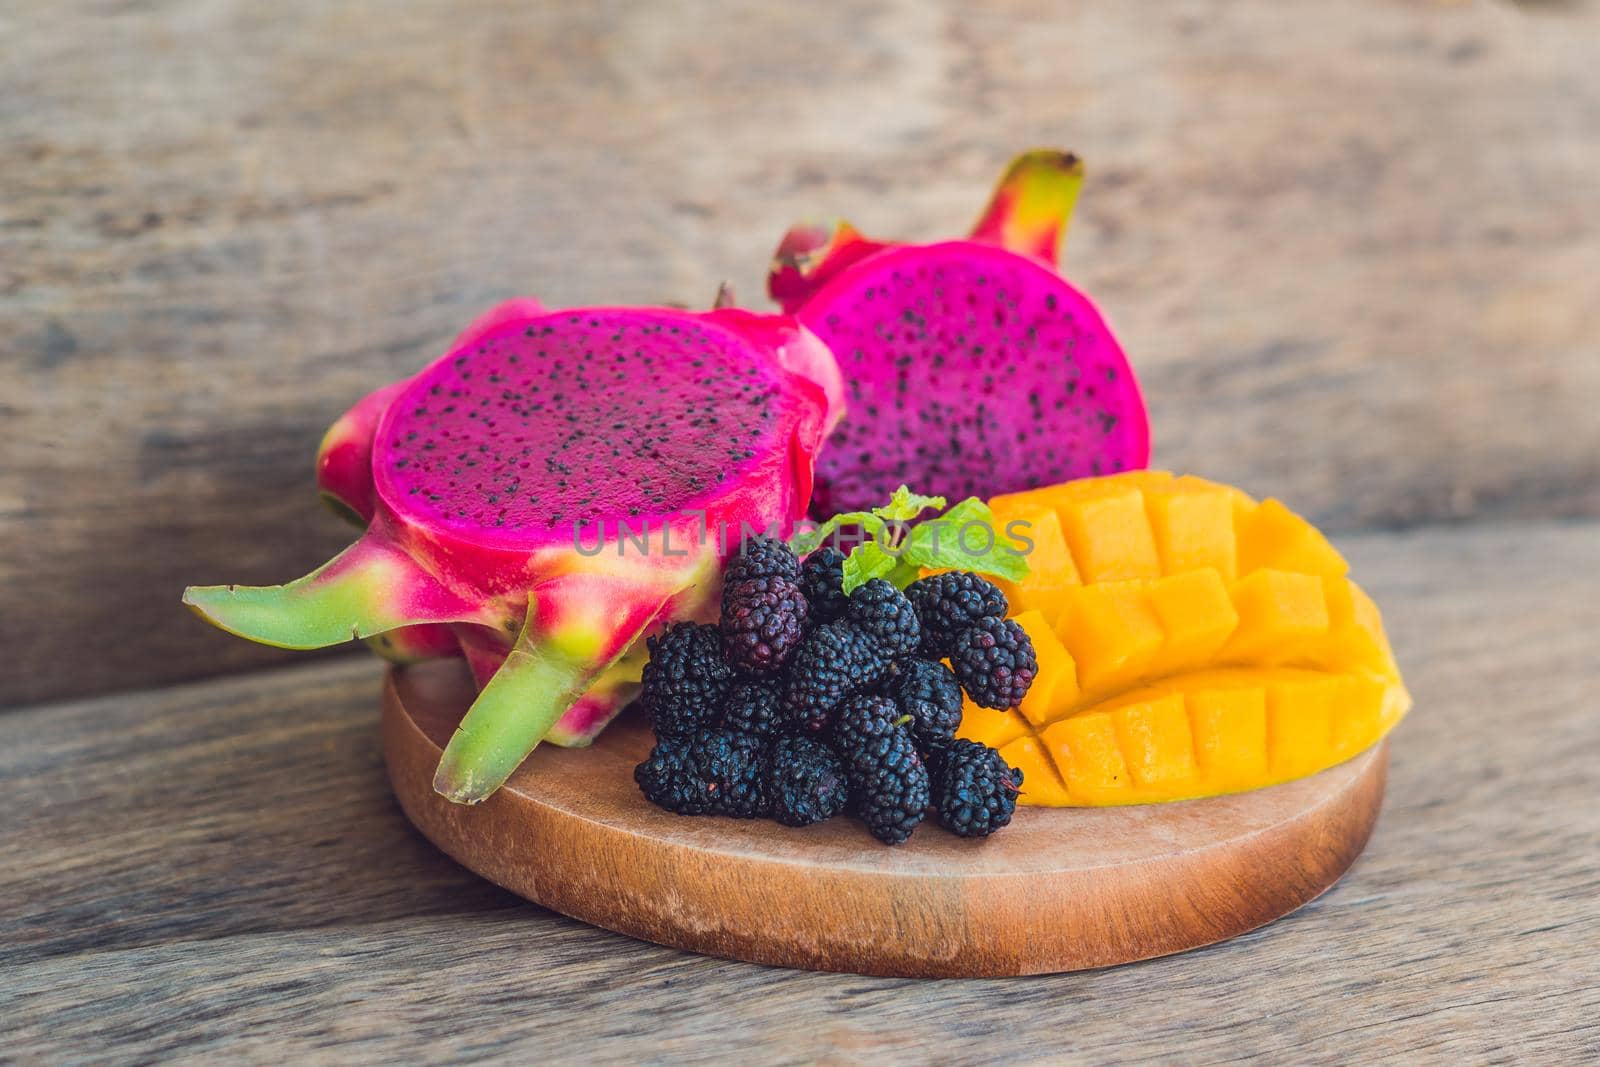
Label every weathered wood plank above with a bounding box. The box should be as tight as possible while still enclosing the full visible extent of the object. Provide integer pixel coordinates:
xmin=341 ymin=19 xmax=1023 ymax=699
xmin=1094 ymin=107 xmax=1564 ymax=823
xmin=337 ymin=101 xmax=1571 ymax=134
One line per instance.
xmin=3 ymin=519 xmax=1597 ymax=1061
xmin=4 ymin=1 xmax=1597 ymax=703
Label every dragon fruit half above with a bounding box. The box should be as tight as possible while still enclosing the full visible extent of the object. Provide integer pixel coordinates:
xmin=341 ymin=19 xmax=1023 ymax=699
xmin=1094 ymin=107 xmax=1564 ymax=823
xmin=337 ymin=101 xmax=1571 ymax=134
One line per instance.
xmin=769 ymin=149 xmax=1150 ymax=515
xmin=184 ymin=298 xmax=843 ymax=804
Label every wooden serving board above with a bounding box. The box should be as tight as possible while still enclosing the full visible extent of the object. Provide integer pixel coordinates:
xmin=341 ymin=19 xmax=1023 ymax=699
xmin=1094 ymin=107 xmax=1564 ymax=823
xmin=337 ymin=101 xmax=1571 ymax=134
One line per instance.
xmin=382 ymin=660 xmax=1387 ymax=978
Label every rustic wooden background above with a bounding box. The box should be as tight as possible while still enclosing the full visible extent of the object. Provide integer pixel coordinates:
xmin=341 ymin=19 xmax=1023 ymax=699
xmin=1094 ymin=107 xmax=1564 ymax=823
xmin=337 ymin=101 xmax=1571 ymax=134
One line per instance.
xmin=3 ymin=0 xmax=1597 ymax=707
xmin=4 ymin=1 xmax=1599 ymax=1060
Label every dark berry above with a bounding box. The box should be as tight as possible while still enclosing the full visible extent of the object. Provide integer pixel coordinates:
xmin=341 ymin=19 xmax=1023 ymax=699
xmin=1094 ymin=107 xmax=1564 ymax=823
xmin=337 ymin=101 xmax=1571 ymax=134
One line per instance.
xmin=720 ymin=575 xmax=808 ymax=674
xmin=721 ymin=534 xmax=802 ymax=598
xmin=905 ymin=572 xmax=1008 ymax=657
xmin=828 ymin=693 xmax=906 ymax=756
xmin=880 ymin=657 xmax=964 ymax=749
xmin=948 ymin=616 xmax=1037 ymax=709
xmin=719 ymin=679 xmax=782 ymax=737
xmin=634 ymin=728 xmax=769 ymax=818
xmin=800 ymin=546 xmax=848 ymax=622
xmin=640 ymin=623 xmax=731 ymax=737
xmin=634 ymin=736 xmax=706 ymax=814
xmin=764 ymin=736 xmax=849 ymax=827
xmin=927 ymin=739 xmax=1023 ymax=837
xmin=780 ymin=621 xmax=891 ymax=734
xmin=845 ymin=578 xmax=921 ymax=657
xmin=841 ymin=717 xmax=930 ymax=845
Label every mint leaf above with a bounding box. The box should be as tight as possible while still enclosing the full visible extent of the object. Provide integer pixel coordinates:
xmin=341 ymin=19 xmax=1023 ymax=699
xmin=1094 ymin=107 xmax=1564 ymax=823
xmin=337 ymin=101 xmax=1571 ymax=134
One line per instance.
xmin=789 ymin=511 xmax=887 ymax=556
xmin=872 ymin=485 xmax=947 ymax=523
xmin=840 ymin=541 xmax=900 ymax=594
xmin=901 ymin=497 xmax=1031 ymax=582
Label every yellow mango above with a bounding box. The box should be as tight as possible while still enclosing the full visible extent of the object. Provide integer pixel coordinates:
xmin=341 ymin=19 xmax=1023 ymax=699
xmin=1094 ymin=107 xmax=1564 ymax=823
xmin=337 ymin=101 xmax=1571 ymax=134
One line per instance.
xmin=1043 ymin=712 xmax=1133 ymax=802
xmin=998 ymin=735 xmax=1071 ymax=806
xmin=1147 ymin=569 xmax=1240 ymax=675
xmin=992 ymin=508 xmax=1080 ymax=615
xmin=1187 ymin=685 xmax=1269 ymax=784
xmin=956 ymin=700 xmax=1028 ymax=750
xmin=1144 ymin=483 xmax=1238 ymax=579
xmin=1055 ymin=487 xmax=1162 ymax=583
xmin=1237 ymin=498 xmax=1349 ymax=579
xmin=1219 ymin=569 xmax=1329 ymax=663
xmin=1302 ymin=577 xmax=1401 ymax=678
xmin=1110 ymin=693 xmax=1198 ymax=788
xmin=1055 ymin=581 xmax=1165 ymax=693
xmin=1013 ymin=610 xmax=1078 ymax=728
xmin=1330 ymin=673 xmax=1386 ymax=759
xmin=974 ymin=472 xmax=1407 ymax=807
xmin=1266 ymin=674 xmax=1339 ymax=778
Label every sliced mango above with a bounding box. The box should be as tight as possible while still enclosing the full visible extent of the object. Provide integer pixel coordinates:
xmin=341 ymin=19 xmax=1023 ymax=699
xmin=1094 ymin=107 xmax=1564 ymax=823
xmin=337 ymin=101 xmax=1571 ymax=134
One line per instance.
xmin=966 ymin=472 xmax=1409 ymax=806
xmin=1147 ymin=569 xmax=1239 ymax=675
xmin=1055 ymin=487 xmax=1162 ymax=583
xmin=998 ymin=734 xmax=1071 ymax=806
xmin=1144 ymin=482 xmax=1238 ymax=580
xmin=1219 ymin=569 xmax=1330 ymax=663
xmin=991 ymin=507 xmax=1079 ymax=614
xmin=1236 ymin=498 xmax=1348 ymax=579
xmin=1013 ymin=610 xmax=1078 ymax=728
xmin=956 ymin=700 xmax=1028 ymax=750
xmin=1055 ymin=581 xmax=1164 ymax=693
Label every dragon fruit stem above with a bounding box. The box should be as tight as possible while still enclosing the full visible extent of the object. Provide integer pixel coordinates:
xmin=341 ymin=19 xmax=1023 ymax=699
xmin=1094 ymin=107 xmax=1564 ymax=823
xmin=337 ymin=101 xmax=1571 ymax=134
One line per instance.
xmin=181 ymin=531 xmax=493 ymax=649
xmin=969 ymin=149 xmax=1084 ymax=265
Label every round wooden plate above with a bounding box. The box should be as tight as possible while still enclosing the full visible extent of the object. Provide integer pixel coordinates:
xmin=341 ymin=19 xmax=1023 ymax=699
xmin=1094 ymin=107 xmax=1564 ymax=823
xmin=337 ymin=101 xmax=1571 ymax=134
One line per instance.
xmin=382 ymin=660 xmax=1387 ymax=977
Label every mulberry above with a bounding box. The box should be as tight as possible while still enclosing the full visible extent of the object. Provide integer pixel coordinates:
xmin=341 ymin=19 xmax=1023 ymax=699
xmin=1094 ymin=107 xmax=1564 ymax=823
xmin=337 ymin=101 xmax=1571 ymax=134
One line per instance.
xmin=721 ymin=534 xmax=802 ymax=597
xmin=905 ymin=572 xmax=1007 ymax=657
xmin=640 ymin=622 xmax=732 ymax=737
xmin=880 ymin=657 xmax=964 ymax=749
xmin=927 ymin=739 xmax=1023 ymax=837
xmin=720 ymin=575 xmax=808 ymax=674
xmin=845 ymin=578 xmax=922 ymax=657
xmin=634 ymin=728 xmax=769 ymax=818
xmin=780 ymin=621 xmax=891 ymax=734
xmin=948 ymin=616 xmax=1037 ymax=709
xmin=764 ymin=736 xmax=849 ymax=827
xmin=800 ymin=546 xmax=848 ymax=622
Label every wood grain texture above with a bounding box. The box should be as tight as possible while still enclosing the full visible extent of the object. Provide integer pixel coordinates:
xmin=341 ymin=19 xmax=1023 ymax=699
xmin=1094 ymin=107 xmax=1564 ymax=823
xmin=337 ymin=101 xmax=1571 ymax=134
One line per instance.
xmin=383 ymin=661 xmax=1386 ymax=977
xmin=4 ymin=0 xmax=1599 ymax=705
xmin=3 ymin=519 xmax=1597 ymax=1061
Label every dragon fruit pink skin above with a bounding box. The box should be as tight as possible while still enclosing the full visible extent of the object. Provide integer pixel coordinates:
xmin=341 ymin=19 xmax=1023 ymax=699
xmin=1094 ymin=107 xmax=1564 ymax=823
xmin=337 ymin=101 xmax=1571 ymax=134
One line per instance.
xmin=769 ymin=149 xmax=1150 ymax=516
xmin=184 ymin=299 xmax=842 ymax=804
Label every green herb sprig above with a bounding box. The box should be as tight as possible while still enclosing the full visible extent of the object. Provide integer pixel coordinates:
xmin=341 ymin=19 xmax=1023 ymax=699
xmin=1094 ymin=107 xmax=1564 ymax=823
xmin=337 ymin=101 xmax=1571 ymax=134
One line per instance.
xmin=790 ymin=486 xmax=1031 ymax=595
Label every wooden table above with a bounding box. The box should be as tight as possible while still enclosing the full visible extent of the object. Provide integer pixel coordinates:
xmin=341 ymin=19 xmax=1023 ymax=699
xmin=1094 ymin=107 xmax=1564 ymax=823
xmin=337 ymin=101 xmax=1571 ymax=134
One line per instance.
xmin=6 ymin=520 xmax=1596 ymax=1061
xmin=5 ymin=0 xmax=1599 ymax=1060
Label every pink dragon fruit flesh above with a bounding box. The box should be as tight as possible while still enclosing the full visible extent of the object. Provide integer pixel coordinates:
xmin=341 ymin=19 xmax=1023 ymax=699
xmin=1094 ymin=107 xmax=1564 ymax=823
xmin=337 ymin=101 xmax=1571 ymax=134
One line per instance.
xmin=769 ymin=149 xmax=1150 ymax=516
xmin=184 ymin=297 xmax=843 ymax=804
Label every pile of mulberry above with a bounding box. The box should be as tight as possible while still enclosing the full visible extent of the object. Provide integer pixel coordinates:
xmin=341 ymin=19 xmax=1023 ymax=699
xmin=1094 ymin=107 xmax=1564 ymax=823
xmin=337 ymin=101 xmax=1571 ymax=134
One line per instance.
xmin=633 ymin=547 xmax=1029 ymax=845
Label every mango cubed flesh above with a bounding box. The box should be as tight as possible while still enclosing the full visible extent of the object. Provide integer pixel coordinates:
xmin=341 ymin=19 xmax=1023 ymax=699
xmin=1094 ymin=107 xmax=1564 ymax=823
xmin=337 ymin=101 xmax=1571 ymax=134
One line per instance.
xmin=1266 ymin=674 xmax=1339 ymax=777
xmin=1219 ymin=569 xmax=1330 ymax=663
xmin=1055 ymin=581 xmax=1165 ymax=693
xmin=1056 ymin=487 xmax=1162 ymax=583
xmin=1012 ymin=609 xmax=1078 ymax=727
xmin=1109 ymin=692 xmax=1198 ymax=787
xmin=956 ymin=700 xmax=1029 ymax=749
xmin=1146 ymin=569 xmax=1240 ymax=676
xmin=1042 ymin=711 xmax=1132 ymax=801
xmin=998 ymin=734 xmax=1071 ymax=806
xmin=1145 ymin=484 xmax=1239 ymax=580
xmin=992 ymin=508 xmax=1080 ymax=614
xmin=1237 ymin=498 xmax=1349 ymax=579
xmin=1187 ymin=685 xmax=1269 ymax=783
xmin=1307 ymin=577 xmax=1401 ymax=678
xmin=1330 ymin=673 xmax=1386 ymax=759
